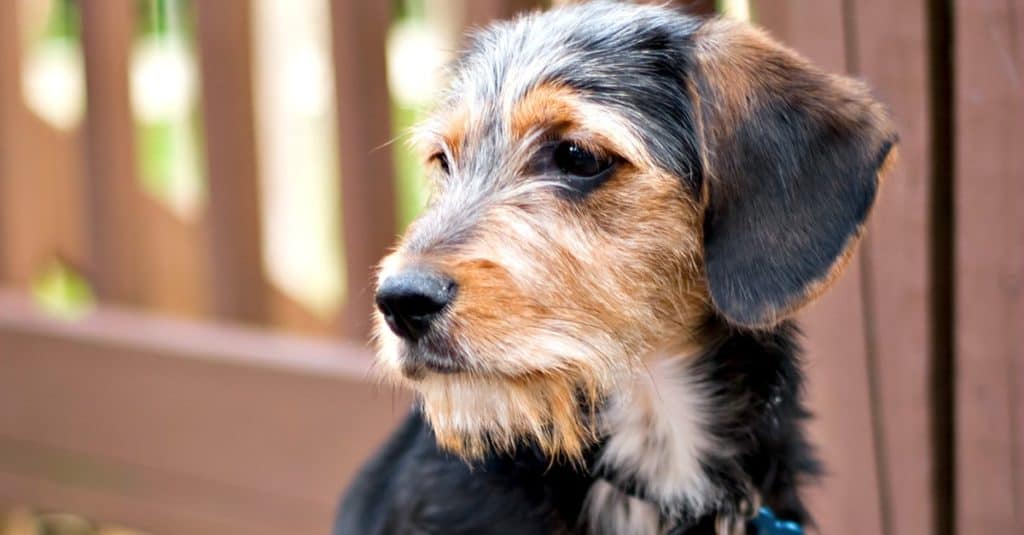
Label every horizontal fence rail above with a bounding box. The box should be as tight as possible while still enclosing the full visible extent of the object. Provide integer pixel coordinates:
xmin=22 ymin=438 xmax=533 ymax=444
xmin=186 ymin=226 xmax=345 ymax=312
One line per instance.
xmin=0 ymin=290 xmax=409 ymax=535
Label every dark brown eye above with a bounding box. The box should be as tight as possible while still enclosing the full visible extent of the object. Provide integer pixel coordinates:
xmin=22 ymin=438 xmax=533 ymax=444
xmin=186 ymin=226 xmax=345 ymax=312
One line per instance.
xmin=431 ymin=152 xmax=450 ymax=174
xmin=553 ymin=141 xmax=612 ymax=178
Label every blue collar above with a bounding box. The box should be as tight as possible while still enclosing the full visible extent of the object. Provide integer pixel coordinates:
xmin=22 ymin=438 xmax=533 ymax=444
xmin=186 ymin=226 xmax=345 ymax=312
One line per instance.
xmin=596 ymin=474 xmax=802 ymax=533
xmin=750 ymin=507 xmax=803 ymax=534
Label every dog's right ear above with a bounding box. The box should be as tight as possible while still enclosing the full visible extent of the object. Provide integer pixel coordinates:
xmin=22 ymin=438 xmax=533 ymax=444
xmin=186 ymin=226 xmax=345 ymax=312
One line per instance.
xmin=690 ymin=20 xmax=897 ymax=329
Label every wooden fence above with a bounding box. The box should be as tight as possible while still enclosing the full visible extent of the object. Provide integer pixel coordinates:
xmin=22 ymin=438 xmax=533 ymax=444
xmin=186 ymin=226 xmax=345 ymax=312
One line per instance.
xmin=1 ymin=1 xmax=1021 ymax=534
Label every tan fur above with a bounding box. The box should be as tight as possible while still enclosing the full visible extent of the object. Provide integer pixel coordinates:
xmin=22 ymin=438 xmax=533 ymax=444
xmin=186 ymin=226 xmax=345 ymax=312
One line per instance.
xmin=507 ymin=83 xmax=579 ymax=139
xmin=377 ymin=100 xmax=710 ymax=460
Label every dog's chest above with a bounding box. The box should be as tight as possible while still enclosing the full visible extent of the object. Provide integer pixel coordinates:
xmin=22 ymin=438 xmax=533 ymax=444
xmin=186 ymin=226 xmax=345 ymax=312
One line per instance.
xmin=585 ymin=357 xmax=722 ymax=533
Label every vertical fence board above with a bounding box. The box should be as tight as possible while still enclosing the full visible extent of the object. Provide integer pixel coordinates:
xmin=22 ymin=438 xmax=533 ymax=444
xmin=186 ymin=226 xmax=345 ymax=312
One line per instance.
xmin=751 ymin=2 xmax=886 ymax=533
xmin=329 ymin=0 xmax=396 ymax=340
xmin=268 ymin=288 xmax=337 ymax=338
xmin=0 ymin=0 xmax=36 ymax=284
xmin=80 ymin=0 xmax=143 ymax=304
xmin=138 ymin=198 xmax=210 ymax=319
xmin=45 ymin=125 xmax=89 ymax=281
xmin=0 ymin=291 xmax=408 ymax=535
xmin=195 ymin=0 xmax=268 ymax=325
xmin=847 ymin=1 xmax=936 ymax=534
xmin=133 ymin=9 xmax=210 ymax=319
xmin=0 ymin=2 xmax=86 ymax=287
xmin=799 ymin=271 xmax=886 ymax=535
xmin=1017 ymin=1 xmax=1024 ymax=525
xmin=83 ymin=0 xmax=210 ymax=318
xmin=953 ymin=0 xmax=1024 ymax=532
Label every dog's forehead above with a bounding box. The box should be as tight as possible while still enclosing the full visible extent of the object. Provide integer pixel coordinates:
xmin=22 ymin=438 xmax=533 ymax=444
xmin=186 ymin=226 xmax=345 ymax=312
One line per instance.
xmin=429 ymin=2 xmax=703 ymax=184
xmin=450 ymin=3 xmax=696 ymax=102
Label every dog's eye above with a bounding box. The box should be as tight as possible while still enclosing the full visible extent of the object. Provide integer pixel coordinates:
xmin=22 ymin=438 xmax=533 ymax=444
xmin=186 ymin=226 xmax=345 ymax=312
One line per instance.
xmin=553 ymin=141 xmax=612 ymax=178
xmin=430 ymin=152 xmax=450 ymax=175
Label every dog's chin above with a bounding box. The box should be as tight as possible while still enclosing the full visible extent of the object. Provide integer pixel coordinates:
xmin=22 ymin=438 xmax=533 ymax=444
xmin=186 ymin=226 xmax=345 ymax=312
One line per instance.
xmin=411 ymin=369 xmax=604 ymax=462
xmin=397 ymin=347 xmax=465 ymax=380
xmin=376 ymin=328 xmax=631 ymax=462
xmin=374 ymin=328 xmax=469 ymax=380
xmin=380 ymin=349 xmax=607 ymax=461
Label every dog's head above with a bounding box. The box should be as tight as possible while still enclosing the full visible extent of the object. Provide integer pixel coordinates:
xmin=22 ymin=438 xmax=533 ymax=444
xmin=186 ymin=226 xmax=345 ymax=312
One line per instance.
xmin=373 ymin=2 xmax=896 ymax=460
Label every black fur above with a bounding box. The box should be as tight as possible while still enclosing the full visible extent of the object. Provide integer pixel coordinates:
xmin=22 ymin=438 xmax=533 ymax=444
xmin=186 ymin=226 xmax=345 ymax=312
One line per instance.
xmin=701 ymin=78 xmax=895 ymax=327
xmin=336 ymin=321 xmax=819 ymax=534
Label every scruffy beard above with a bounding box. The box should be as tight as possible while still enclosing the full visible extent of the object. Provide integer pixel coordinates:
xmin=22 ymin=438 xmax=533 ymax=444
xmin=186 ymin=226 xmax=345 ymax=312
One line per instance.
xmin=373 ymin=310 xmax=644 ymax=461
xmin=418 ymin=370 xmax=609 ymax=461
xmin=375 ymin=341 xmax=634 ymax=462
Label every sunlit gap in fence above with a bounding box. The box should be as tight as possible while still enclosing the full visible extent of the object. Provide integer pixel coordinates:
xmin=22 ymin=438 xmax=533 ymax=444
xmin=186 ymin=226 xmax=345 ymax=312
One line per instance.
xmin=389 ymin=0 xmax=458 ymax=229
xmin=132 ymin=0 xmax=206 ymax=219
xmin=719 ymin=0 xmax=750 ymax=21
xmin=252 ymin=0 xmax=344 ymax=318
xmin=19 ymin=0 xmax=84 ymax=132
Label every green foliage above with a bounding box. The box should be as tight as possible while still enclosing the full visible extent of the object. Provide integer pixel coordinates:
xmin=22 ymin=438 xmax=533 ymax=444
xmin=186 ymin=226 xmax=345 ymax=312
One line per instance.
xmin=31 ymin=263 xmax=95 ymax=319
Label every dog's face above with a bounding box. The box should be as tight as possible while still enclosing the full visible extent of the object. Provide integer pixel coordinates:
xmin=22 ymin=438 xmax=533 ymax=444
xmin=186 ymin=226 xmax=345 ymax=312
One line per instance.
xmin=373 ymin=3 xmax=895 ymax=461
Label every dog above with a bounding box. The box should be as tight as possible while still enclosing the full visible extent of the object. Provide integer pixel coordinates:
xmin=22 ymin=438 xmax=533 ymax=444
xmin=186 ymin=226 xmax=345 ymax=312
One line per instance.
xmin=336 ymin=2 xmax=896 ymax=533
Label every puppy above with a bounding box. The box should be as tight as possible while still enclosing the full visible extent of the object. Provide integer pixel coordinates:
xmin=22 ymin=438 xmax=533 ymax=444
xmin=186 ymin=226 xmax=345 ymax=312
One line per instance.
xmin=336 ymin=2 xmax=895 ymax=533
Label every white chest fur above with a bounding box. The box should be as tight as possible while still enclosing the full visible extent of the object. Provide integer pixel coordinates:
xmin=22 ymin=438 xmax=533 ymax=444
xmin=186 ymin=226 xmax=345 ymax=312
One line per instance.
xmin=585 ymin=357 xmax=723 ymax=533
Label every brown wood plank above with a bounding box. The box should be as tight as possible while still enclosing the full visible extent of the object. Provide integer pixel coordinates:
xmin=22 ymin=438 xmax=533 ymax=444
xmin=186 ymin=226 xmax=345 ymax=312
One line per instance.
xmin=0 ymin=2 xmax=87 ymax=287
xmin=844 ymin=1 xmax=936 ymax=534
xmin=268 ymin=287 xmax=337 ymax=339
xmin=79 ymin=0 xmax=143 ymax=304
xmin=82 ymin=1 xmax=209 ymax=318
xmin=1016 ymin=1 xmax=1024 ymax=525
xmin=329 ymin=0 xmax=397 ymax=340
xmin=0 ymin=290 xmax=408 ymax=535
xmin=798 ymin=277 xmax=887 ymax=535
xmin=194 ymin=0 xmax=269 ymax=325
xmin=137 ymin=196 xmax=210 ymax=319
xmin=797 ymin=271 xmax=886 ymax=535
xmin=953 ymin=0 xmax=1024 ymax=532
xmin=0 ymin=0 xmax=38 ymax=284
xmin=750 ymin=2 xmax=886 ymax=533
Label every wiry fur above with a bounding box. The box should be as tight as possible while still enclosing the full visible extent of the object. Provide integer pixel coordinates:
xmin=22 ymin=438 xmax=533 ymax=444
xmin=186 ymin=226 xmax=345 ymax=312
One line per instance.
xmin=339 ymin=2 xmax=896 ymax=533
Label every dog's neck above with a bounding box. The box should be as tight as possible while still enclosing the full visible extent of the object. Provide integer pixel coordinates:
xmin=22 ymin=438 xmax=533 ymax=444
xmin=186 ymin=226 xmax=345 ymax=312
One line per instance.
xmin=584 ymin=324 xmax=803 ymax=533
xmin=585 ymin=344 xmax=723 ymax=532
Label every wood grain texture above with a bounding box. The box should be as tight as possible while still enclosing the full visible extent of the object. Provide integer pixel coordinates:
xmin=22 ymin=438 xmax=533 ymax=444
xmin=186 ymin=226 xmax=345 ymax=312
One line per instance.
xmin=329 ymin=0 xmax=397 ymax=341
xmin=953 ymin=0 xmax=1024 ymax=532
xmin=845 ymin=1 xmax=936 ymax=533
xmin=79 ymin=0 xmax=144 ymax=304
xmin=0 ymin=290 xmax=408 ymax=535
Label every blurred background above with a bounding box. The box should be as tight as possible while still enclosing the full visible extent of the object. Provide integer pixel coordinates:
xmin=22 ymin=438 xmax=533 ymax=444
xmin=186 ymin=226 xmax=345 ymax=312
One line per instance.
xmin=0 ymin=0 xmax=1020 ymax=534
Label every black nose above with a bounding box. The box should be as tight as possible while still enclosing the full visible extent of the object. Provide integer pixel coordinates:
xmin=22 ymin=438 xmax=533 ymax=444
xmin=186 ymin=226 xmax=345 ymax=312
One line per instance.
xmin=375 ymin=270 xmax=457 ymax=341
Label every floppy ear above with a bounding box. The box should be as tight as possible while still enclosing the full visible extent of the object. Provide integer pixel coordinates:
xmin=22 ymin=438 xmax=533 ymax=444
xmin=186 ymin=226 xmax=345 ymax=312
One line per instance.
xmin=691 ymin=20 xmax=897 ymax=328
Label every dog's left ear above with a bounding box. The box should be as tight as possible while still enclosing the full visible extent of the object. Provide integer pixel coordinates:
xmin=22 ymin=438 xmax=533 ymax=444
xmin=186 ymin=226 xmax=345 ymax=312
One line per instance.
xmin=690 ymin=20 xmax=897 ymax=328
